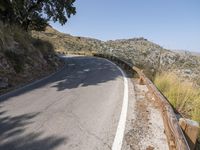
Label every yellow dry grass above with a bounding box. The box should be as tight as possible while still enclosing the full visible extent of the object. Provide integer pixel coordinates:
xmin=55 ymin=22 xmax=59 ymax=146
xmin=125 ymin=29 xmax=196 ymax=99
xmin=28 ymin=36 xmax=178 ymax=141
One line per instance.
xmin=154 ymin=72 xmax=200 ymax=122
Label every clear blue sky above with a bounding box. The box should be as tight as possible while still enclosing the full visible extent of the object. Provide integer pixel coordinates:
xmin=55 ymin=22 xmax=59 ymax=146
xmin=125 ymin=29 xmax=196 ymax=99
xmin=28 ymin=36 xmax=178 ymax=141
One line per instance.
xmin=50 ymin=0 xmax=200 ymax=52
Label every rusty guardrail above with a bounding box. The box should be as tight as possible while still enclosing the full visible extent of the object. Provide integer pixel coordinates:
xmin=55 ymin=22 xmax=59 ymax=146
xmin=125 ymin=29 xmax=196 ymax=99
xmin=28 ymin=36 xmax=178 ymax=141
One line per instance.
xmin=92 ymin=53 xmax=190 ymax=150
xmin=61 ymin=51 xmax=192 ymax=150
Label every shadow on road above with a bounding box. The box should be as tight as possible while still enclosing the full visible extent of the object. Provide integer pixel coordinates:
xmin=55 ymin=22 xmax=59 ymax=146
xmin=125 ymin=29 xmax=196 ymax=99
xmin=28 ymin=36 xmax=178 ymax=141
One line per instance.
xmin=0 ymin=56 xmax=131 ymax=102
xmin=0 ymin=56 xmax=134 ymax=149
xmin=51 ymin=57 xmax=123 ymax=91
xmin=0 ymin=111 xmax=67 ymax=150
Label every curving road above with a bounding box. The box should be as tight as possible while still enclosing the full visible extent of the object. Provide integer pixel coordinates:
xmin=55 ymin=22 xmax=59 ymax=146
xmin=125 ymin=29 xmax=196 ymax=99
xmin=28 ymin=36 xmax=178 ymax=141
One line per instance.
xmin=0 ymin=56 xmax=130 ymax=150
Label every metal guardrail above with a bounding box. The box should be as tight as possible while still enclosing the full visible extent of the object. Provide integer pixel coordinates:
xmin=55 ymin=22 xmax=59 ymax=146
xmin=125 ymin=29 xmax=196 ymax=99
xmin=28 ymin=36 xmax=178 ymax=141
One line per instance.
xmin=61 ymin=51 xmax=191 ymax=150
xmin=93 ymin=53 xmax=190 ymax=150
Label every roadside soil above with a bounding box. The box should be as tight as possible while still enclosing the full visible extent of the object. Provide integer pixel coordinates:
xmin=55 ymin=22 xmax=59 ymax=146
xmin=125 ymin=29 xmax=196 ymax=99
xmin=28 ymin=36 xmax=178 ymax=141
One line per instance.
xmin=124 ymin=78 xmax=169 ymax=150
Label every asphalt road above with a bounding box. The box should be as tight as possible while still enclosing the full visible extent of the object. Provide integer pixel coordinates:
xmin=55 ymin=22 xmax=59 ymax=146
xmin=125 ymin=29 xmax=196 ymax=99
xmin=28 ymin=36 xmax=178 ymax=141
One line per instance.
xmin=0 ymin=56 xmax=129 ymax=150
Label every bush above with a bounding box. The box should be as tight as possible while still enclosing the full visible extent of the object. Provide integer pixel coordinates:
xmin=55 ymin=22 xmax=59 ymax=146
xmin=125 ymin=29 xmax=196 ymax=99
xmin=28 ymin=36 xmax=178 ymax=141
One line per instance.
xmin=154 ymin=72 xmax=200 ymax=122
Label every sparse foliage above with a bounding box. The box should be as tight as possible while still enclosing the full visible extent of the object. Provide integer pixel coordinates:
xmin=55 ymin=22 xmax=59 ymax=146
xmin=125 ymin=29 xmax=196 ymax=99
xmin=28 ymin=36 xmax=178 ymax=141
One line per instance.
xmin=154 ymin=72 xmax=200 ymax=122
xmin=0 ymin=0 xmax=76 ymax=31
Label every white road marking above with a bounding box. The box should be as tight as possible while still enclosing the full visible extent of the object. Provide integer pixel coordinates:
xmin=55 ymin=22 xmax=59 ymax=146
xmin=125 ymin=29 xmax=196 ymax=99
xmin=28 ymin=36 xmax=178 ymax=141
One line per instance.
xmin=83 ymin=69 xmax=90 ymax=72
xmin=103 ymin=59 xmax=129 ymax=150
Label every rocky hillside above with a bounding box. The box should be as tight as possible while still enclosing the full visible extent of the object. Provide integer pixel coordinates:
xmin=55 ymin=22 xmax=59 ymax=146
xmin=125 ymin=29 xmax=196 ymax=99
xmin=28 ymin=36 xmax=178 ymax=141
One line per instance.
xmin=106 ymin=39 xmax=200 ymax=83
xmin=32 ymin=26 xmax=200 ymax=86
xmin=32 ymin=26 xmax=106 ymax=54
xmin=0 ymin=23 xmax=63 ymax=94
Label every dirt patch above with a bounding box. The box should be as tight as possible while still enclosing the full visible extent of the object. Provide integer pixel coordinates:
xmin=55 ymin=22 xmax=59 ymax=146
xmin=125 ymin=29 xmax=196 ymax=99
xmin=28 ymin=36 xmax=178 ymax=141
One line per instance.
xmin=125 ymin=78 xmax=168 ymax=150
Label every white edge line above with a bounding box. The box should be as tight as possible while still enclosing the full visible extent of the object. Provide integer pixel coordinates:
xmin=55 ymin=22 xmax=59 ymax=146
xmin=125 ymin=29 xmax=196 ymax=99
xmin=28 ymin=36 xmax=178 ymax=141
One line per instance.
xmin=1 ymin=56 xmax=129 ymax=150
xmin=102 ymin=58 xmax=129 ymax=150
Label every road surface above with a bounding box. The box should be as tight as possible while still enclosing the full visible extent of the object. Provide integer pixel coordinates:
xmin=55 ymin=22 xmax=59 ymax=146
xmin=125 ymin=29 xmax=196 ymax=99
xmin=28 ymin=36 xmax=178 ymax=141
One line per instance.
xmin=0 ymin=56 xmax=130 ymax=150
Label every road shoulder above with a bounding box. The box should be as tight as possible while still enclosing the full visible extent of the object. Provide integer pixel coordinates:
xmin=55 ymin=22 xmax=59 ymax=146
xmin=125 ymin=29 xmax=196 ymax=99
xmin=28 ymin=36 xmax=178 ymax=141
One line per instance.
xmin=123 ymin=78 xmax=169 ymax=150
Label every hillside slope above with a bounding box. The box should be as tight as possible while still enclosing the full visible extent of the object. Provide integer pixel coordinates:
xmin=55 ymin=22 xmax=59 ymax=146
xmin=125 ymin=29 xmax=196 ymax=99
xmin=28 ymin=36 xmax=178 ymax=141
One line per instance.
xmin=32 ymin=26 xmax=200 ymax=85
xmin=0 ymin=23 xmax=63 ymax=94
xmin=107 ymin=39 xmax=200 ymax=82
xmin=32 ymin=26 xmax=106 ymax=54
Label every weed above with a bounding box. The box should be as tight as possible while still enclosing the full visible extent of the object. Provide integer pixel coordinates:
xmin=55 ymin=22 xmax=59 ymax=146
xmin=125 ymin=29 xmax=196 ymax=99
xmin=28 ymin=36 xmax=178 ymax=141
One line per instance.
xmin=154 ymin=72 xmax=200 ymax=121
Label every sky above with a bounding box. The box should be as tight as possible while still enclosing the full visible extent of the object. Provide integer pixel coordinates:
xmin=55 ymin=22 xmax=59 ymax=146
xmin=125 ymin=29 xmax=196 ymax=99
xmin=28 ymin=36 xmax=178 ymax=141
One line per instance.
xmin=50 ymin=0 xmax=200 ymax=52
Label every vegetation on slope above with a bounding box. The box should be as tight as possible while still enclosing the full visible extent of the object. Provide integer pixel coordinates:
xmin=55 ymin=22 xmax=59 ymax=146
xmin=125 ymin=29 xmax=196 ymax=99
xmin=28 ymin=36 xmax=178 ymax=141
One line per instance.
xmin=154 ymin=72 xmax=200 ymax=146
xmin=32 ymin=26 xmax=106 ymax=54
xmin=0 ymin=0 xmax=77 ymax=94
xmin=0 ymin=23 xmax=62 ymax=93
xmin=154 ymin=72 xmax=200 ymax=122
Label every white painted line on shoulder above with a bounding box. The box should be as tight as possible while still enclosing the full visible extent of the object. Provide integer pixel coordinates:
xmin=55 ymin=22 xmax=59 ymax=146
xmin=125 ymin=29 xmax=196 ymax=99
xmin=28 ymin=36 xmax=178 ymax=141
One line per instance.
xmin=103 ymin=59 xmax=129 ymax=150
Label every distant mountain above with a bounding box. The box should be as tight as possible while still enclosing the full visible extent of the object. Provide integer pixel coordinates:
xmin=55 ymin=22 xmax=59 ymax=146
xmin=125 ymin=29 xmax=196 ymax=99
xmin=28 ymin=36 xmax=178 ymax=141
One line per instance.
xmin=172 ymin=49 xmax=200 ymax=56
xmin=32 ymin=26 xmax=200 ymax=86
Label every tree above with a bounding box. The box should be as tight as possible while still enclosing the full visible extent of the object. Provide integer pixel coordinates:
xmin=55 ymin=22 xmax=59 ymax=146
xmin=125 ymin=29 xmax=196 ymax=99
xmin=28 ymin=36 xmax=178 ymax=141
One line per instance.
xmin=27 ymin=13 xmax=49 ymax=31
xmin=0 ymin=0 xmax=14 ymax=23
xmin=0 ymin=0 xmax=76 ymax=31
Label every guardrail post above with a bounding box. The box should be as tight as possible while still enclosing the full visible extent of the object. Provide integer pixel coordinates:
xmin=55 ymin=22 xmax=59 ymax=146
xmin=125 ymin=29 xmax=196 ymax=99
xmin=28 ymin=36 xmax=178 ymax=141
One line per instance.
xmin=138 ymin=77 xmax=144 ymax=85
xmin=138 ymin=70 xmax=144 ymax=85
xmin=179 ymin=118 xmax=200 ymax=150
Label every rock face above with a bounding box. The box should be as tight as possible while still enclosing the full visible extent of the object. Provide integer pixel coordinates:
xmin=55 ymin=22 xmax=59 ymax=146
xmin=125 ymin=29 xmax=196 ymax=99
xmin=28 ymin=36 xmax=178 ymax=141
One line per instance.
xmin=32 ymin=26 xmax=200 ymax=85
xmin=105 ymin=39 xmax=200 ymax=81
xmin=0 ymin=23 xmax=63 ymax=94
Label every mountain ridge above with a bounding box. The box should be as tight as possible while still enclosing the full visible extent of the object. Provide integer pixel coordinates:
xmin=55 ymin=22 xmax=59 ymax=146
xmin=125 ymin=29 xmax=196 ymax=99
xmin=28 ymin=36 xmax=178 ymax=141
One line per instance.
xmin=32 ymin=26 xmax=200 ymax=86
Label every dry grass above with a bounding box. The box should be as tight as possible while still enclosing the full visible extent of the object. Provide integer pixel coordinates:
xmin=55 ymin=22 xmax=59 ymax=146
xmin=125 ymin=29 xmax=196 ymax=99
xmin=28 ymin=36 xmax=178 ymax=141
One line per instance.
xmin=154 ymin=72 xmax=200 ymax=122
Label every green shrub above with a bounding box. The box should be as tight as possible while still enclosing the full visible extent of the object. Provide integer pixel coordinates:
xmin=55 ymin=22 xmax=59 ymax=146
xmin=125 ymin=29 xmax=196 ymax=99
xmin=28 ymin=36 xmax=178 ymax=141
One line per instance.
xmin=154 ymin=72 xmax=200 ymax=122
